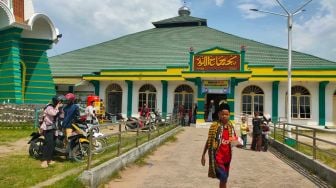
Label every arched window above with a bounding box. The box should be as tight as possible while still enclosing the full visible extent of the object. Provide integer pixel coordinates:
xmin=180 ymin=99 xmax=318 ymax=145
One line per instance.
xmin=289 ymin=86 xmax=310 ymax=119
xmin=173 ymin=84 xmax=194 ymax=113
xmin=242 ymin=85 xmax=264 ymax=115
xmin=106 ymin=83 xmax=122 ymax=114
xmin=138 ymin=84 xmax=157 ymax=112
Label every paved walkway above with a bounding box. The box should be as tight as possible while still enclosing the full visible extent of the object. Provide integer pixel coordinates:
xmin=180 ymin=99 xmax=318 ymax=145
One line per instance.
xmin=106 ymin=127 xmax=331 ymax=188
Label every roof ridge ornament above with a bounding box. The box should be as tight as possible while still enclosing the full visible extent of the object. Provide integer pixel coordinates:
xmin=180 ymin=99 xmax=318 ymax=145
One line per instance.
xmin=178 ymin=1 xmax=191 ymax=16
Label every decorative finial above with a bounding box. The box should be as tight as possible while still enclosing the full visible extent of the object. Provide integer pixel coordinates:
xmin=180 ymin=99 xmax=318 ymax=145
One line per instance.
xmin=178 ymin=1 xmax=191 ymax=16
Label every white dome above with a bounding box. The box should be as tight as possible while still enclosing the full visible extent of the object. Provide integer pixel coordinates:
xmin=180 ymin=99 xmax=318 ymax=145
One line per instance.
xmin=178 ymin=5 xmax=191 ymax=16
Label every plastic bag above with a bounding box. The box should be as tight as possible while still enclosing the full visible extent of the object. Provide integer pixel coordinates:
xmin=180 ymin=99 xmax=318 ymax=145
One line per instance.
xmin=230 ymin=136 xmax=244 ymax=147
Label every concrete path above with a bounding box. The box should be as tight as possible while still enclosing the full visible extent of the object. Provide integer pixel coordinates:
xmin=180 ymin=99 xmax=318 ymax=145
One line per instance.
xmin=106 ymin=127 xmax=330 ymax=188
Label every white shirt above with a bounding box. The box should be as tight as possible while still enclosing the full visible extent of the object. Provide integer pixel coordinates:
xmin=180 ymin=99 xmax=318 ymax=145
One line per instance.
xmin=85 ymin=105 xmax=96 ymax=121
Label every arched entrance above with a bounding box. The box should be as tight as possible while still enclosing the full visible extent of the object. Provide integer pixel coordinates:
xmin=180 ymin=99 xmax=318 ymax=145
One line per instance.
xmin=106 ymin=84 xmax=122 ymax=114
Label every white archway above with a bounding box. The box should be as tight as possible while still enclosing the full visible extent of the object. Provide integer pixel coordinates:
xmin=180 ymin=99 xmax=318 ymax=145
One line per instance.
xmin=22 ymin=13 xmax=57 ymax=40
xmin=0 ymin=2 xmax=15 ymax=29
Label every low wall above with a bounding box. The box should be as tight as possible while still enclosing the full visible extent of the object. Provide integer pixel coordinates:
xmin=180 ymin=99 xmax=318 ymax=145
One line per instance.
xmin=271 ymin=140 xmax=336 ymax=187
xmin=79 ymin=126 xmax=181 ymax=188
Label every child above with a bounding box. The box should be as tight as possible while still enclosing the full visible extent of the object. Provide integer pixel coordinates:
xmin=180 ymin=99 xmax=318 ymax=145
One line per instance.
xmin=240 ymin=116 xmax=248 ymax=148
xmin=261 ymin=121 xmax=270 ymax=151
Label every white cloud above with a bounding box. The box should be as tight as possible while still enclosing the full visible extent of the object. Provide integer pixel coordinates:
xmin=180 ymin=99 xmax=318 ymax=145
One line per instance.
xmin=33 ymin=0 xmax=181 ymax=42
xmin=293 ymin=0 xmax=336 ymax=61
xmin=215 ymin=0 xmax=225 ymax=7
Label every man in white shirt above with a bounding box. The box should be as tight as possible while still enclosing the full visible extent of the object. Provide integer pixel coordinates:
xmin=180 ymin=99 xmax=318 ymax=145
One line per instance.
xmin=85 ymin=101 xmax=96 ymax=124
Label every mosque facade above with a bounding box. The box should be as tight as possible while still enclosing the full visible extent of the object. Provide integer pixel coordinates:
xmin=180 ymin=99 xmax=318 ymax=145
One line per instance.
xmin=6 ymin=3 xmax=333 ymax=127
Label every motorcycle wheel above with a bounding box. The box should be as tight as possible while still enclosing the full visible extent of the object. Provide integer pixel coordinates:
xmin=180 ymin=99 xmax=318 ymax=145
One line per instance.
xmin=29 ymin=138 xmax=44 ymax=159
xmin=93 ymin=139 xmax=106 ymax=154
xmin=72 ymin=142 xmax=90 ymax=162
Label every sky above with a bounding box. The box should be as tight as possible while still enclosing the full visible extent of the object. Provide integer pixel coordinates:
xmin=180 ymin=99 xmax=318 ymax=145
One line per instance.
xmin=32 ymin=0 xmax=336 ymax=62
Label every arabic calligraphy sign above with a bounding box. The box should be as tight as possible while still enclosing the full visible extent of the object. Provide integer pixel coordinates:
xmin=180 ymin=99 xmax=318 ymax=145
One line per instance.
xmin=193 ymin=54 xmax=240 ymax=71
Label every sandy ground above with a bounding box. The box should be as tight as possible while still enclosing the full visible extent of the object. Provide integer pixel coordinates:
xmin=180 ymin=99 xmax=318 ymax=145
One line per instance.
xmin=0 ymin=138 xmax=28 ymax=157
xmin=106 ymin=127 xmax=323 ymax=188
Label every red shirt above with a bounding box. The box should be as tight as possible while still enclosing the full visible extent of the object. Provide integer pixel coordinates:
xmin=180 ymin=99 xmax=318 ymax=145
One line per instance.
xmin=215 ymin=127 xmax=232 ymax=169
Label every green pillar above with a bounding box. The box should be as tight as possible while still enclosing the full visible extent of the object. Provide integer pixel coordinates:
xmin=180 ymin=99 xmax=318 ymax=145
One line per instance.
xmin=126 ymin=80 xmax=133 ymax=117
xmin=227 ymin=78 xmax=236 ymax=120
xmin=0 ymin=28 xmax=23 ymax=103
xmin=69 ymin=86 xmax=74 ymax=93
xmin=21 ymin=38 xmax=55 ymax=104
xmin=161 ymin=80 xmax=168 ymax=116
xmin=240 ymin=46 xmax=246 ymax=72
xmin=90 ymin=81 xmax=100 ymax=95
xmin=188 ymin=50 xmax=194 ymax=71
xmin=195 ymin=77 xmax=206 ymax=122
xmin=272 ymin=81 xmax=279 ymax=122
xmin=319 ymin=81 xmax=329 ymax=126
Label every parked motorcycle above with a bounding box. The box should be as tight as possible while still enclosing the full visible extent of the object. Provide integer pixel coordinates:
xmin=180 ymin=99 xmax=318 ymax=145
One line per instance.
xmin=28 ymin=120 xmax=90 ymax=162
xmin=125 ymin=116 xmax=156 ymax=131
xmin=105 ymin=112 xmax=125 ymax=122
xmin=82 ymin=117 xmax=107 ymax=154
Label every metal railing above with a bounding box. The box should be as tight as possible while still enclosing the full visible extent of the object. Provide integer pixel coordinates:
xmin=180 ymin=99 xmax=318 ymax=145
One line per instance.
xmin=86 ymin=113 xmax=179 ymax=170
xmin=270 ymin=121 xmax=336 ymax=166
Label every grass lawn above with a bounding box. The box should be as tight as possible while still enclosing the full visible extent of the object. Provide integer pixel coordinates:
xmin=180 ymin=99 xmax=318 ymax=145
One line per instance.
xmin=0 ymin=124 xmax=178 ymax=187
xmin=0 ymin=128 xmax=35 ymax=145
xmin=0 ymin=155 xmax=84 ymax=188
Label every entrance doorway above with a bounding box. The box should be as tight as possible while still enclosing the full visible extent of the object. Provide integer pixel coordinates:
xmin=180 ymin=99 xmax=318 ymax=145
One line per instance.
xmin=108 ymin=92 xmax=122 ymax=114
xmin=206 ymin=94 xmax=227 ymax=121
xmin=106 ymin=83 xmax=123 ymax=115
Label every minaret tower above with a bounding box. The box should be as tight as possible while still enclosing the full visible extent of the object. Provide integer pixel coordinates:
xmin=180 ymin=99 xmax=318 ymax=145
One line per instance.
xmin=0 ymin=0 xmax=60 ymax=104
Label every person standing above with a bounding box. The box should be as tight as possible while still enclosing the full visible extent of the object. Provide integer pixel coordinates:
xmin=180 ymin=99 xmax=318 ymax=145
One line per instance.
xmin=207 ymin=100 xmax=215 ymax=122
xmin=192 ymin=103 xmax=198 ymax=124
xmin=140 ymin=104 xmax=150 ymax=128
xmin=261 ymin=121 xmax=270 ymax=152
xmin=251 ymin=112 xmax=262 ymax=151
xmin=240 ymin=116 xmax=248 ymax=149
xmin=201 ymin=109 xmax=235 ymax=188
xmin=140 ymin=104 xmax=150 ymax=119
xmin=85 ymin=101 xmax=96 ymax=124
xmin=40 ymin=96 xmax=62 ymax=168
xmin=178 ymin=104 xmax=185 ymax=126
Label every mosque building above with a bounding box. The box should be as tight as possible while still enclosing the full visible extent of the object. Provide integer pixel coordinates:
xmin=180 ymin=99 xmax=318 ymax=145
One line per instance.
xmin=3 ymin=2 xmax=335 ymax=127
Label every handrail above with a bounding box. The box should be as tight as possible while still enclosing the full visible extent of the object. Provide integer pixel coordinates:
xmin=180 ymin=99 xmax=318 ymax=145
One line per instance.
xmin=86 ymin=113 xmax=179 ymax=170
xmin=270 ymin=120 xmax=336 ymax=165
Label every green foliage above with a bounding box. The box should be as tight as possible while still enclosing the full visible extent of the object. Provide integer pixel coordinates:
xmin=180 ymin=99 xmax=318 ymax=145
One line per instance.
xmin=0 ymin=155 xmax=83 ymax=188
xmin=0 ymin=122 xmax=34 ymax=129
xmin=0 ymin=123 xmax=179 ymax=187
